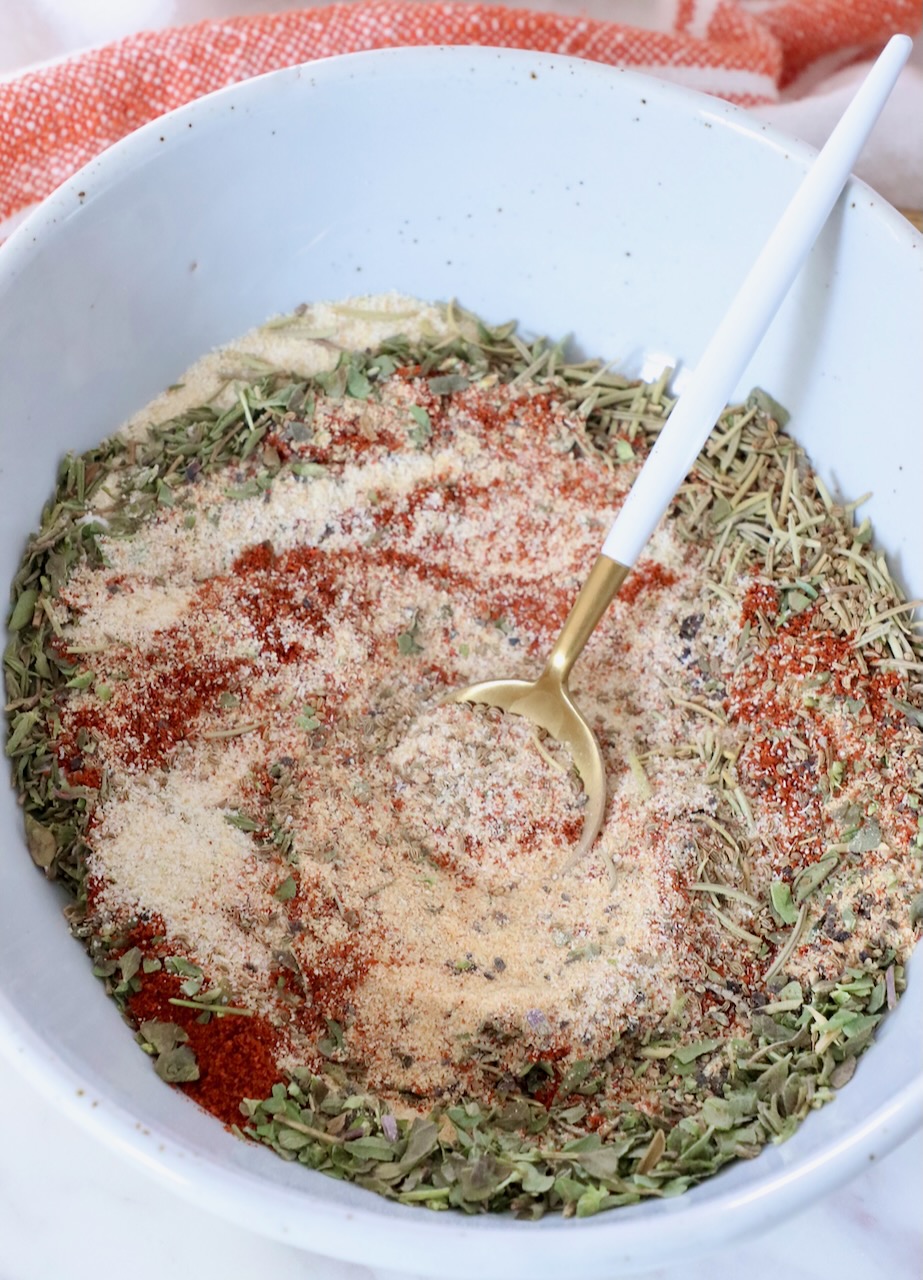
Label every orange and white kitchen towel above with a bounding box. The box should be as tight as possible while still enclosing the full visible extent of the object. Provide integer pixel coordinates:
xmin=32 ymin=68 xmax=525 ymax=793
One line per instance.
xmin=1 ymin=0 xmax=921 ymax=236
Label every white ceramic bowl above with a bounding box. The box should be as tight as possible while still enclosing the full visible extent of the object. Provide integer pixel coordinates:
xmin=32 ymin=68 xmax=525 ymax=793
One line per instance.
xmin=1 ymin=46 xmax=920 ymax=1280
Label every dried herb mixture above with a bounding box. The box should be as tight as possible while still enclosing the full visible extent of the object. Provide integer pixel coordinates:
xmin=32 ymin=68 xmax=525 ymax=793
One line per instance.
xmin=5 ymin=296 xmax=922 ymax=1218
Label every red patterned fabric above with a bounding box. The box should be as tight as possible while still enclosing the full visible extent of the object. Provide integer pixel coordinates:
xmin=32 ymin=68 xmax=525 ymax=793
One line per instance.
xmin=0 ymin=0 xmax=919 ymax=224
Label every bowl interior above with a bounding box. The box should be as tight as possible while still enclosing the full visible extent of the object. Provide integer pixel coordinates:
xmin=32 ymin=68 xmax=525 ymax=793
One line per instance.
xmin=0 ymin=46 xmax=920 ymax=1280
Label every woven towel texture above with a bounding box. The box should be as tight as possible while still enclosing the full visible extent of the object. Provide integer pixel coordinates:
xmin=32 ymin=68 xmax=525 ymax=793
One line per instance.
xmin=1 ymin=0 xmax=919 ymax=222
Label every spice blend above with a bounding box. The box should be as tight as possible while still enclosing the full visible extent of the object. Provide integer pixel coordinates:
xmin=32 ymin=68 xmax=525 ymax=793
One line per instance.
xmin=5 ymin=297 xmax=922 ymax=1217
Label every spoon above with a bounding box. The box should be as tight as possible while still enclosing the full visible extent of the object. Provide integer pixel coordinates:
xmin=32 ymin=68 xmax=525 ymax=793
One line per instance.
xmin=450 ymin=34 xmax=912 ymax=866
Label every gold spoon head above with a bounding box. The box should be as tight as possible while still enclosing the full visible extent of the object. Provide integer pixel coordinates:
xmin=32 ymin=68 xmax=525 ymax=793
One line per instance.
xmin=449 ymin=672 xmax=606 ymax=868
xmin=448 ymin=555 xmax=627 ymax=866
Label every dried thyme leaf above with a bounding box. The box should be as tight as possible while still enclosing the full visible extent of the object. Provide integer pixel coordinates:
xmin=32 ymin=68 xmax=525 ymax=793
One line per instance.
xmin=346 ymin=366 xmax=372 ymax=400
xmin=569 ymin=1142 xmax=631 ymax=1181
xmin=407 ymin=405 xmax=432 ymax=448
xmin=557 ymin=1060 xmax=594 ymax=1094
xmin=225 ymin=811 xmax=260 ymax=833
xmin=673 ymin=1038 xmax=722 ymax=1065
xmin=295 ymin=706 xmax=321 ymax=732
xmin=701 ymin=1091 xmax=757 ymax=1129
xmin=830 ymin=1057 xmax=858 ymax=1089
xmin=168 ymin=997 xmax=254 ymax=1017
xmin=428 ymin=373 xmax=469 ymax=395
xmin=636 ymin=1129 xmax=666 ymax=1175
xmin=397 ymin=613 xmax=423 ymax=655
xmin=784 ymin=589 xmax=813 ymax=614
xmin=5 ymin=710 xmax=40 ymax=756
xmin=794 ymin=854 xmax=839 ymax=902
xmin=8 ymin=589 xmax=38 ymax=632
xmin=274 ymin=875 xmax=297 ymax=902
xmin=770 ymin=880 xmax=798 ymax=925
xmin=224 ymin=480 xmax=263 ymax=500
xmin=848 ymin=819 xmax=881 ymax=853
xmin=164 ymin=957 xmax=204 ymax=999
xmin=890 ymin=697 xmax=923 ymax=729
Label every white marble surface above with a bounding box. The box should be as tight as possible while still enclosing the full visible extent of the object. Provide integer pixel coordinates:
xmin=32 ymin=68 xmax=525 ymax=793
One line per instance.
xmin=0 ymin=1047 xmax=919 ymax=1280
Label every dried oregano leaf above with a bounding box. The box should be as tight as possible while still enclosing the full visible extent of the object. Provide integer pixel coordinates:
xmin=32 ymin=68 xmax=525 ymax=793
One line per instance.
xmin=795 ymin=853 xmax=839 ymax=902
xmin=830 ymin=1057 xmax=858 ymax=1089
xmin=746 ymin=387 xmax=790 ymax=428
xmin=848 ymin=819 xmax=882 ymax=854
xmin=119 ymin=946 xmax=143 ymax=982
xmin=24 ymin=815 xmax=57 ymax=869
xmin=139 ymin=1020 xmax=188 ymax=1055
xmin=243 ymin=962 xmax=906 ymax=1214
xmin=154 ymin=1045 xmax=200 ymax=1083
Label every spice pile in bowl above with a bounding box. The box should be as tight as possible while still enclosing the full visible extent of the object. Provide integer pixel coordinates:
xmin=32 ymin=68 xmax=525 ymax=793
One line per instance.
xmin=6 ymin=296 xmax=922 ymax=1217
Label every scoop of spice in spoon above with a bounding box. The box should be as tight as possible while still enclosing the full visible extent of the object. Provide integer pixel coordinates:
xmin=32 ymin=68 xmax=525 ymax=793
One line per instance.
xmin=451 ymin=34 xmax=913 ymax=866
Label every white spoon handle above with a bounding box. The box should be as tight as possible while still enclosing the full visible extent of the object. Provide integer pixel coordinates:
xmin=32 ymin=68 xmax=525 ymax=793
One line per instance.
xmin=600 ymin=33 xmax=912 ymax=569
